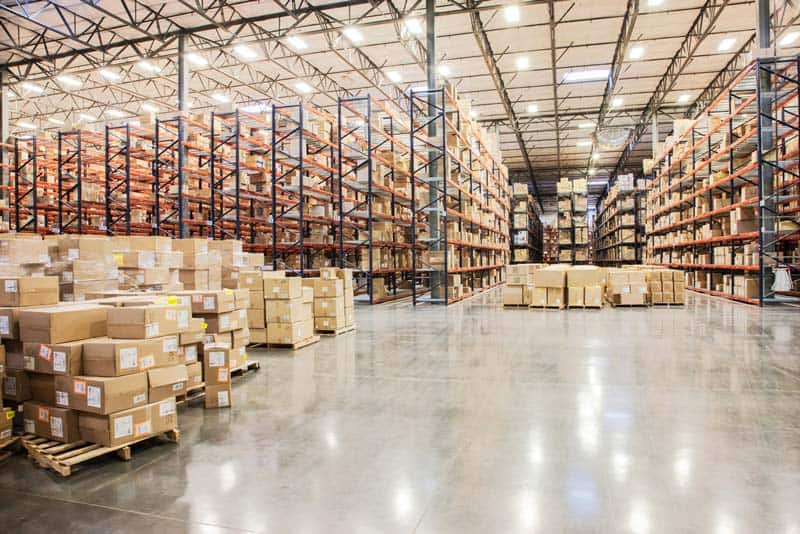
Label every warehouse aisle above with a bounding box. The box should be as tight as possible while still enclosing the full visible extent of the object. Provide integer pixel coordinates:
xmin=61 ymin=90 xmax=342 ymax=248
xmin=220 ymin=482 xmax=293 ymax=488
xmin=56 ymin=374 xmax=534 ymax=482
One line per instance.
xmin=2 ymin=290 xmax=799 ymax=533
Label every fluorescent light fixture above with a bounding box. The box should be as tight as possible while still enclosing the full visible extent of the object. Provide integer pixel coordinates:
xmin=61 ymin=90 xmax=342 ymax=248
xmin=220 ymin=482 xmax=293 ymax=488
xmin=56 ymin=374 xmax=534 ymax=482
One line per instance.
xmin=678 ymin=94 xmax=691 ymax=104
xmin=138 ymin=60 xmax=161 ymax=73
xmin=469 ymin=110 xmax=479 ymax=118
xmin=16 ymin=121 xmax=36 ymax=129
xmin=99 ymin=68 xmax=121 ymax=81
xmin=563 ymin=69 xmax=609 ymax=83
xmin=438 ymin=64 xmax=451 ymax=77
xmin=185 ymin=52 xmax=208 ymax=67
xmin=515 ymin=56 xmax=530 ymax=70
xmin=211 ymin=93 xmax=230 ymax=103
xmin=779 ymin=32 xmax=800 ymax=47
xmin=576 ymin=140 xmax=593 ymax=147
xmin=233 ymin=44 xmax=258 ymax=60
xmin=404 ymin=18 xmax=423 ymax=35
xmin=78 ymin=113 xmax=96 ymax=122
xmin=105 ymin=109 xmax=126 ymax=118
xmin=588 ymin=168 xmax=596 ymax=176
xmin=718 ymin=37 xmax=736 ymax=51
xmin=589 ymin=179 xmax=608 ymax=186
xmin=142 ymin=102 xmax=159 ymax=112
xmin=592 ymin=152 xmax=600 ymax=161
xmin=343 ymin=26 xmax=363 ymax=43
xmin=578 ymin=122 xmax=596 ymax=129
xmin=21 ymin=82 xmax=44 ymax=94
xmin=526 ymin=103 xmax=539 ymax=113
xmin=286 ymin=35 xmax=308 ymax=50
xmin=612 ymin=96 xmax=624 ymax=107
xmin=295 ymin=81 xmax=313 ymax=94
xmin=504 ymin=5 xmax=521 ymax=23
xmin=387 ymin=70 xmax=402 ymax=83
xmin=56 ymin=75 xmax=81 ymax=88
xmin=628 ymin=46 xmax=645 ymax=60
xmin=47 ymin=117 xmax=65 ymax=125
xmin=648 ymin=0 xmax=663 ymax=5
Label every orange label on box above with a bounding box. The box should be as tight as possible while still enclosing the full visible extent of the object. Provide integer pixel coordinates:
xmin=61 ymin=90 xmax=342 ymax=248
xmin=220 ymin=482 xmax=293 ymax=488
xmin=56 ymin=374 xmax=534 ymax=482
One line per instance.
xmin=37 ymin=407 xmax=49 ymax=422
xmin=73 ymin=380 xmax=87 ymax=395
xmin=38 ymin=344 xmax=53 ymax=361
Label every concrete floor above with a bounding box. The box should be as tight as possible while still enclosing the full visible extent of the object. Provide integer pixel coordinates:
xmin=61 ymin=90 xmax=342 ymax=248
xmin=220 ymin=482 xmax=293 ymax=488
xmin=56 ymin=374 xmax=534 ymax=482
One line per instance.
xmin=1 ymin=289 xmax=799 ymax=533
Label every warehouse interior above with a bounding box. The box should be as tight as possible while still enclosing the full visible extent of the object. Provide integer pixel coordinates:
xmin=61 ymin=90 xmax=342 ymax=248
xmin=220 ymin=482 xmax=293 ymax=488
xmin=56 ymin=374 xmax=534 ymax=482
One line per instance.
xmin=0 ymin=0 xmax=799 ymax=532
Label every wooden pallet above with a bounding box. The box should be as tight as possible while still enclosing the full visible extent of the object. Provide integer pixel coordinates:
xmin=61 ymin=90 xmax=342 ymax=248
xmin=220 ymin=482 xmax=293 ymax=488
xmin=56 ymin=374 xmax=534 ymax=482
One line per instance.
xmin=567 ymin=304 xmax=603 ymax=310
xmin=606 ymin=299 xmax=649 ymax=308
xmin=503 ymin=304 xmax=530 ymax=308
xmin=176 ymin=383 xmax=206 ymax=405
xmin=0 ymin=435 xmax=20 ymax=462
xmin=652 ymin=302 xmax=685 ymax=307
xmin=317 ymin=324 xmax=356 ymax=337
xmin=21 ymin=430 xmax=180 ymax=477
xmin=267 ymin=335 xmax=320 ymax=350
xmin=528 ymin=304 xmax=565 ymax=310
xmin=231 ymin=360 xmax=260 ymax=377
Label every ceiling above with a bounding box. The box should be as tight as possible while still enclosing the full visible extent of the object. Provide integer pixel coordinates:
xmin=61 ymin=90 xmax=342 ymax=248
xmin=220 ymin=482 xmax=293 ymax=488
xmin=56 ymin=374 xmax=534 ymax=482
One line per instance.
xmin=2 ymin=0 xmax=800 ymax=213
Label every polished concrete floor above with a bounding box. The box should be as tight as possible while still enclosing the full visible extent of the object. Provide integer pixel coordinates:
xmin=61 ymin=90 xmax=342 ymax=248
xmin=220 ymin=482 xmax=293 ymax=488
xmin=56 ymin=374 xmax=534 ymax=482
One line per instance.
xmin=1 ymin=289 xmax=799 ymax=533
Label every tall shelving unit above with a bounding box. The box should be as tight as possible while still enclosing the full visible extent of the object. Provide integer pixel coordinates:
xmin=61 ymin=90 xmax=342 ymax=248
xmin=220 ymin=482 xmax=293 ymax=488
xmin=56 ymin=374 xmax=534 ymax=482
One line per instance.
xmin=510 ymin=181 xmax=543 ymax=263
xmin=645 ymin=57 xmax=800 ymax=305
xmin=593 ymin=181 xmax=646 ymax=265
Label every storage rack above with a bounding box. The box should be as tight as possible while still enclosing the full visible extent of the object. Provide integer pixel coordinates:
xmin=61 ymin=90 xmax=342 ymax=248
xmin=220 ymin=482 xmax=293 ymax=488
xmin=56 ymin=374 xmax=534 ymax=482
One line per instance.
xmin=510 ymin=180 xmax=543 ymax=263
xmin=104 ymin=124 xmax=132 ymax=235
xmin=556 ymin=177 xmax=589 ymax=263
xmin=13 ymin=134 xmax=43 ymax=233
xmin=593 ymin=183 xmax=646 ymax=264
xmin=645 ymin=57 xmax=800 ymax=305
xmin=543 ymin=225 xmax=558 ymax=262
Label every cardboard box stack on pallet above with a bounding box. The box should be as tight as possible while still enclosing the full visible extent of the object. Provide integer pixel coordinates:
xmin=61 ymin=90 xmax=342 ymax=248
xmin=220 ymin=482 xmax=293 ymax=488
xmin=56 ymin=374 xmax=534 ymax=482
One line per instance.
xmin=643 ymin=269 xmax=686 ymax=305
xmin=264 ymin=276 xmax=317 ymax=347
xmin=113 ymin=236 xmax=183 ymax=292
xmin=304 ymin=267 xmax=355 ymax=333
xmin=530 ymin=265 xmax=569 ymax=308
xmin=566 ymin=266 xmax=604 ymax=308
xmin=172 ymin=238 xmax=219 ymax=291
xmin=45 ymin=236 xmax=120 ymax=301
xmin=502 ymin=263 xmax=544 ymax=305
xmin=605 ymin=269 xmax=648 ymax=306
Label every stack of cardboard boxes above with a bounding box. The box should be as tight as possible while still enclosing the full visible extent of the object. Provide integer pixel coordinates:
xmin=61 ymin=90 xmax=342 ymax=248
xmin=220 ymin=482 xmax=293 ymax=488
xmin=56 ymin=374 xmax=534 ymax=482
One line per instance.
xmin=502 ymin=263 xmax=540 ymax=306
xmin=305 ymin=268 xmax=355 ymax=333
xmin=172 ymin=238 xmax=219 ymax=291
xmin=45 ymin=236 xmax=119 ymax=301
xmin=606 ymin=269 xmax=648 ymax=306
xmin=566 ymin=266 xmax=603 ymax=308
xmin=265 ymin=276 xmax=316 ymax=346
xmin=644 ymin=269 xmax=686 ymax=304
xmin=530 ymin=265 xmax=568 ymax=308
xmin=113 ymin=236 xmax=183 ymax=292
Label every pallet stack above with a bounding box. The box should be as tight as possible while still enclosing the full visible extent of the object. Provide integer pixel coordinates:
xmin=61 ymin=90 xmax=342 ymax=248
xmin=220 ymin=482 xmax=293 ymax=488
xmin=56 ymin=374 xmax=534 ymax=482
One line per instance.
xmin=304 ymin=267 xmax=355 ymax=334
xmin=543 ymin=226 xmax=558 ymax=263
xmin=264 ymin=275 xmax=318 ymax=348
xmin=45 ymin=236 xmax=120 ymax=301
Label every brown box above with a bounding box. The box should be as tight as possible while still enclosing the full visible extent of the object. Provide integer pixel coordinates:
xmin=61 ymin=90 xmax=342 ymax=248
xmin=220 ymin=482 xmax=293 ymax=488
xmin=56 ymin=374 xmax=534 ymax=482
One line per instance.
xmin=30 ymin=373 xmax=56 ymax=405
xmin=503 ymin=285 xmax=527 ymax=305
xmin=172 ymin=238 xmax=209 ymax=256
xmin=547 ymin=287 xmax=564 ymax=307
xmin=0 ymin=407 xmax=13 ymax=440
xmin=21 ymin=340 xmax=84 ymax=375
xmin=19 ymin=304 xmax=108 ymax=344
xmin=247 ymin=308 xmax=265 ymax=328
xmin=315 ymin=316 xmax=346 ymax=331
xmin=147 ymin=365 xmax=188 ymax=403
xmin=187 ymin=290 xmax=236 ymax=314
xmin=584 ymin=286 xmax=603 ymax=307
xmin=23 ymin=401 xmax=80 ymax=442
xmin=230 ymin=328 xmax=249 ymax=349
xmin=529 ymin=287 xmax=547 ymax=306
xmin=566 ymin=267 xmax=602 ymax=288
xmin=179 ymin=318 xmax=205 ymax=345
xmin=314 ymin=297 xmax=345 ymax=318
xmin=265 ymin=299 xmax=312 ymax=323
xmin=82 ymin=338 xmax=166 ymax=376
xmin=264 ymin=277 xmax=302 ymax=300
xmin=180 ymin=343 xmax=199 ymax=364
xmin=203 ymin=346 xmax=245 ymax=385
xmin=107 ymin=304 xmax=191 ymax=338
xmin=267 ymin=319 xmax=313 ymax=344
xmin=534 ymin=268 xmax=567 ymax=288
xmin=78 ymin=398 xmax=177 ymax=447
xmin=567 ymin=286 xmax=584 ymax=307
xmin=203 ymin=309 xmax=247 ymax=333
xmin=3 ymin=368 xmax=31 ymax=402
xmin=249 ymin=328 xmax=267 ymax=344
xmin=179 ymin=269 xmax=209 ymax=289
xmin=0 ymin=277 xmax=59 ymax=307
xmin=54 ymin=373 xmax=148 ymax=415
xmin=205 ymin=384 xmax=231 ymax=409
xmin=186 ymin=361 xmax=203 ymax=388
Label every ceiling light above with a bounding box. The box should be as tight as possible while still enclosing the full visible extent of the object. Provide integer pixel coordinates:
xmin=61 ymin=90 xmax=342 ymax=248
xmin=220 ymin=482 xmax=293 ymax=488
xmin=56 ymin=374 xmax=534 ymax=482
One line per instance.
xmin=387 ymin=70 xmax=402 ymax=83
xmin=504 ymin=5 xmax=521 ymax=23
xmin=515 ymin=56 xmax=530 ymax=70
xmin=233 ymin=44 xmax=258 ymax=60
xmin=106 ymin=109 xmax=126 ymax=118
xmin=588 ymin=168 xmax=596 ymax=176
xmin=718 ymin=37 xmax=736 ymax=51
xmin=21 ymin=82 xmax=44 ymax=94
xmin=240 ymin=103 xmax=270 ymax=113
xmin=295 ymin=81 xmax=313 ymax=94
xmin=678 ymin=94 xmax=691 ymax=104
xmin=212 ymin=93 xmax=230 ymax=103
xmin=142 ymin=103 xmax=159 ymax=112
xmin=527 ymin=104 xmax=539 ymax=114
xmin=129 ymin=119 xmax=141 ymax=127
xmin=343 ymin=26 xmax=363 ymax=43
xmin=648 ymin=0 xmax=663 ymax=5
xmin=56 ymin=75 xmax=81 ymax=88
xmin=47 ymin=117 xmax=65 ymax=126
xmin=589 ymin=179 xmax=608 ymax=186
xmin=563 ymin=69 xmax=610 ymax=83
xmin=469 ymin=110 xmax=479 ymax=118
xmin=138 ymin=60 xmax=161 ymax=73
xmin=438 ymin=64 xmax=451 ymax=77
xmin=286 ymin=35 xmax=308 ymax=50
xmin=628 ymin=46 xmax=645 ymax=60
xmin=576 ymin=140 xmax=593 ymax=147
xmin=578 ymin=122 xmax=596 ymax=129
xmin=779 ymin=32 xmax=800 ymax=47
xmin=592 ymin=153 xmax=600 ymax=161
xmin=99 ymin=69 xmax=121 ymax=81
xmin=185 ymin=52 xmax=208 ymax=67
xmin=612 ymin=97 xmax=624 ymax=107
xmin=16 ymin=121 xmax=36 ymax=130
xmin=404 ymin=18 xmax=423 ymax=35
xmin=78 ymin=113 xmax=96 ymax=122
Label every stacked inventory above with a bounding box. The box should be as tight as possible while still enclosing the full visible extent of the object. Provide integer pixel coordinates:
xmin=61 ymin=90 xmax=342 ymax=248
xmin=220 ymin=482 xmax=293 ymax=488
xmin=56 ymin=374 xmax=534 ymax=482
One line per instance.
xmin=543 ymin=226 xmax=558 ymax=263
xmin=556 ymin=178 xmax=589 ymax=263
xmin=510 ymin=182 xmax=543 ymax=263
xmin=264 ymin=276 xmax=317 ymax=348
xmin=645 ymin=59 xmax=800 ymax=305
xmin=304 ymin=267 xmax=355 ymax=333
xmin=593 ymin=174 xmax=646 ymax=265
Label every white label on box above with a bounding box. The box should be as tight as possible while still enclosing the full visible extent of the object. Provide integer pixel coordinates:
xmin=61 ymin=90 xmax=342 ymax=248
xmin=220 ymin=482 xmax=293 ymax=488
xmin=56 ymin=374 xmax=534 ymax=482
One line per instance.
xmin=209 ymin=351 xmax=225 ymax=367
xmin=178 ymin=310 xmax=189 ymax=329
xmin=133 ymin=393 xmax=146 ymax=405
xmin=114 ymin=415 xmax=133 ymax=438
xmin=67 ymin=248 xmax=79 ymax=260
xmin=136 ymin=274 xmax=145 ymax=285
xmin=4 ymin=280 xmax=18 ymax=293
xmin=163 ymin=337 xmax=178 ymax=353
xmin=166 ymin=310 xmax=176 ymax=321
xmin=5 ymin=376 xmax=16 ymax=396
xmin=50 ymin=416 xmax=64 ymax=438
xmin=220 ymin=315 xmax=230 ymax=329
xmin=24 ymin=356 xmax=36 ymax=370
xmin=159 ymin=399 xmax=176 ymax=416
xmin=62 ymin=271 xmax=73 ymax=283
xmin=203 ymin=296 xmax=216 ymax=310
xmin=53 ymin=351 xmax=67 ymax=373
xmin=0 ymin=316 xmax=8 ymax=335
xmin=184 ymin=345 xmax=197 ymax=363
xmin=145 ymin=322 xmax=159 ymax=337
xmin=622 ymin=287 xmax=630 ymax=294
xmin=134 ymin=421 xmax=152 ymax=437
xmin=217 ymin=390 xmax=230 ymax=406
xmin=56 ymin=391 xmax=69 ymax=406
xmin=120 ymin=347 xmax=138 ymax=369
xmin=172 ymin=382 xmax=184 ymax=391
xmin=87 ymin=386 xmax=102 ymax=408
xmin=139 ymin=355 xmax=154 ymax=370
xmin=218 ymin=368 xmax=229 ymax=382
xmin=272 ymin=286 xmax=279 ymax=293
xmin=24 ymin=419 xmax=35 ymax=434
xmin=0 ymin=429 xmax=10 ymax=440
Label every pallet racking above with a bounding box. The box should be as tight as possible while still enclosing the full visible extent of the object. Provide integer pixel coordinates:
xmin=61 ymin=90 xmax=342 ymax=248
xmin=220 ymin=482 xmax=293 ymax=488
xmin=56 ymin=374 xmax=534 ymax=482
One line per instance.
xmin=556 ymin=177 xmax=589 ymax=263
xmin=645 ymin=57 xmax=800 ymax=305
xmin=593 ymin=177 xmax=646 ymax=265
xmin=510 ymin=180 xmax=543 ymax=263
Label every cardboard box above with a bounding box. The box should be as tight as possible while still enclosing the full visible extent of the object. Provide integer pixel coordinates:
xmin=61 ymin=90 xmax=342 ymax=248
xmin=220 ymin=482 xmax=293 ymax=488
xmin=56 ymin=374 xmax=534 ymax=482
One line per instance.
xmin=23 ymin=401 xmax=80 ymax=442
xmin=29 ymin=373 xmax=55 ymax=405
xmin=19 ymin=304 xmax=108 ymax=344
xmin=107 ymin=304 xmax=190 ymax=338
xmin=250 ymin=328 xmax=267 ymax=344
xmin=568 ymin=286 xmax=584 ymax=307
xmin=172 ymin=238 xmax=209 ymax=256
xmin=567 ymin=266 xmax=602 ymax=287
xmin=231 ymin=328 xmax=249 ymax=348
xmin=547 ymin=287 xmax=564 ymax=307
xmin=186 ymin=290 xmax=236 ymax=314
xmin=180 ymin=343 xmax=199 ymax=364
xmin=205 ymin=384 xmax=231 ymax=409
xmin=264 ymin=277 xmax=302 ymax=300
xmin=186 ymin=361 xmax=203 ymax=388
xmin=584 ymin=286 xmax=603 ymax=307
xmin=314 ymin=297 xmax=345 ymax=318
xmin=530 ymin=287 xmax=547 ymax=307
xmin=0 ymin=277 xmax=59 ymax=306
xmin=148 ymin=365 xmax=188 ymax=403
xmin=78 ymin=398 xmax=177 ymax=447
xmin=82 ymin=338 xmax=169 ymax=376
xmin=265 ymin=299 xmax=312 ymax=323
xmin=3 ymin=368 xmax=31 ymax=402
xmin=0 ymin=407 xmax=13 ymax=440
xmin=267 ymin=319 xmax=313 ymax=344
xmin=22 ymin=340 xmax=84 ymax=375
xmin=203 ymin=309 xmax=246 ymax=333
xmin=247 ymin=308 xmax=265 ymax=328
xmin=203 ymin=346 xmax=235 ymax=385
xmin=305 ymin=278 xmax=343 ymax=298
xmin=179 ymin=319 xmax=205 ymax=345
xmin=179 ymin=269 xmax=209 ymax=289
xmin=533 ymin=268 xmax=567 ymax=288
xmin=315 ymin=316 xmax=346 ymax=331
xmin=503 ymin=285 xmax=527 ymax=305
xmin=54 ymin=372 xmax=148 ymax=415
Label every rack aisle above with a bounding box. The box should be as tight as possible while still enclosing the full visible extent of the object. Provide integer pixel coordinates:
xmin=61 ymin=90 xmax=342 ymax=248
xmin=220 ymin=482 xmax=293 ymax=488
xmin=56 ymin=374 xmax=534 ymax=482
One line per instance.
xmin=593 ymin=174 xmax=646 ymax=265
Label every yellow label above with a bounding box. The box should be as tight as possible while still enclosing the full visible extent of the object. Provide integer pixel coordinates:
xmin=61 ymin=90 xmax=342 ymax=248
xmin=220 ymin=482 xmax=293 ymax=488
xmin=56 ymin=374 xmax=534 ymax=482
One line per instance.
xmin=223 ymin=289 xmax=233 ymax=295
xmin=166 ymin=295 xmax=178 ymax=305
xmin=113 ymin=253 xmax=123 ymax=266
xmin=201 ymin=322 xmax=208 ymax=330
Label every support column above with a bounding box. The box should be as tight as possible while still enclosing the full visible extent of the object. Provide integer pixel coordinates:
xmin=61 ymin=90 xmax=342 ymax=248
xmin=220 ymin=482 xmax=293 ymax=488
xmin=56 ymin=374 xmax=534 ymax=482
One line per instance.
xmin=177 ymin=34 xmax=188 ymax=238
xmin=756 ymin=0 xmax=774 ymax=303
xmin=651 ymin=111 xmax=658 ymax=160
xmin=0 ymin=68 xmax=8 ymax=228
xmin=426 ymin=0 xmax=441 ymax=300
